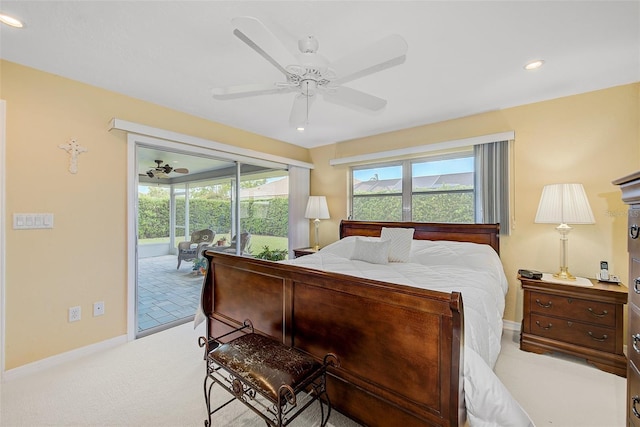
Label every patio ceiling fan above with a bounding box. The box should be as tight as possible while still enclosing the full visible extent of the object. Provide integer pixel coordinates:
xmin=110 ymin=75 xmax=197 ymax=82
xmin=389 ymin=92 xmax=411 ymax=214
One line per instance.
xmin=144 ymin=160 xmax=189 ymax=179
xmin=212 ymin=16 xmax=408 ymax=128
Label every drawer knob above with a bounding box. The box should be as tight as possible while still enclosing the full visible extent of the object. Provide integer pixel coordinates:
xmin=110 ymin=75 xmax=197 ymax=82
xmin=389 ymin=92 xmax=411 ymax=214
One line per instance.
xmin=535 ymin=320 xmax=552 ymax=330
xmin=587 ymin=307 xmax=608 ymax=318
xmin=633 ymin=396 xmax=640 ymax=419
xmin=631 ymin=224 xmax=640 ymax=239
xmin=535 ymin=299 xmax=553 ymax=309
xmin=635 ymin=278 xmax=640 ymax=294
xmin=587 ymin=331 xmax=608 ymax=342
xmin=633 ymin=334 xmax=640 ymax=353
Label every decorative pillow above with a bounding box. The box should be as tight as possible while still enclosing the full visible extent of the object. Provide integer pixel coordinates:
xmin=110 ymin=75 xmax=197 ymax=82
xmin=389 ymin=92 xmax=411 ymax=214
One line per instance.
xmin=350 ymin=238 xmax=390 ymax=264
xmin=380 ymin=227 xmax=415 ymax=262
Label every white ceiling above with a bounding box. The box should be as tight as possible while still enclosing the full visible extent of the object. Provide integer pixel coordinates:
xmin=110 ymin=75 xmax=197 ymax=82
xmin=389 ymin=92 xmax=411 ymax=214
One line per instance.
xmin=1 ymin=1 xmax=639 ymax=149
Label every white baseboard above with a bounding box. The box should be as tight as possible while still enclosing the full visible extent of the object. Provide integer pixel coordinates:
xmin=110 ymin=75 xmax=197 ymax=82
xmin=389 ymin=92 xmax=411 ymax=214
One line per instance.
xmin=503 ymin=319 xmax=521 ymax=332
xmin=1 ymin=334 xmax=127 ymax=382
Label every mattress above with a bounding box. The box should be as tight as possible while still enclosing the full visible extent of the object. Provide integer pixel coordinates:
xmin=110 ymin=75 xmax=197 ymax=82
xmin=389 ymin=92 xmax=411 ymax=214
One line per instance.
xmin=283 ymin=236 xmax=534 ymax=427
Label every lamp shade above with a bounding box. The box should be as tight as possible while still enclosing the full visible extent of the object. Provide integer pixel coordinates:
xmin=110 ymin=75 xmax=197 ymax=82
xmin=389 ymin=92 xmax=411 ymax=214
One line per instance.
xmin=534 ymin=183 xmax=595 ymax=224
xmin=305 ymin=196 xmax=330 ymax=220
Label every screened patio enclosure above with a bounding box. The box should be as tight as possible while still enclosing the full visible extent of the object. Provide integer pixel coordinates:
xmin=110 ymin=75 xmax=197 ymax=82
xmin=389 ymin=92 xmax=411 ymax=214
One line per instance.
xmin=136 ymin=146 xmax=290 ymax=337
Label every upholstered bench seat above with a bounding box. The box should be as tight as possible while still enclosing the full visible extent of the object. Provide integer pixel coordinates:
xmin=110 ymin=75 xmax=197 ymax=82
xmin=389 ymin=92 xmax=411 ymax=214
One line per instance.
xmin=210 ymin=333 xmax=322 ymax=402
xmin=200 ymin=323 xmax=338 ymax=427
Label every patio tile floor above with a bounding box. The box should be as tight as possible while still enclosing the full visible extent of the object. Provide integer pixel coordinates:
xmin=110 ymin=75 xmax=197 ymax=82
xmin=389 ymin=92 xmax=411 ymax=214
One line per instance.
xmin=137 ymin=255 xmax=204 ymax=333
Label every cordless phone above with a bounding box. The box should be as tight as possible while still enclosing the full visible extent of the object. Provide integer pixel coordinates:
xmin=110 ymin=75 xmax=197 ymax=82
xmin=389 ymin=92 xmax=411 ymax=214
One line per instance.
xmin=599 ymin=261 xmax=609 ymax=281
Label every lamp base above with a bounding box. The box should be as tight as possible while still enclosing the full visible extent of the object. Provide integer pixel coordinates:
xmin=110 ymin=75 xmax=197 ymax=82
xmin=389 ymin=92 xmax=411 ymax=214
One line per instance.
xmin=313 ymin=219 xmax=321 ymax=252
xmin=553 ymin=267 xmax=576 ymax=281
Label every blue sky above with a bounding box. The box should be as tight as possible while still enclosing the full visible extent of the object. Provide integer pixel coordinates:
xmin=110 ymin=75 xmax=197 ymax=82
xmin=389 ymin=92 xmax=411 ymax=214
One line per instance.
xmin=353 ymin=157 xmax=474 ymax=181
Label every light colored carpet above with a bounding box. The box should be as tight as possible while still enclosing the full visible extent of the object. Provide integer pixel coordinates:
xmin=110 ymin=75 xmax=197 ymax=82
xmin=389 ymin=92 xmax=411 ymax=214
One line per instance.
xmin=0 ymin=324 xmax=626 ymax=426
xmin=0 ymin=322 xmax=358 ymax=427
xmin=495 ymin=330 xmax=626 ymax=427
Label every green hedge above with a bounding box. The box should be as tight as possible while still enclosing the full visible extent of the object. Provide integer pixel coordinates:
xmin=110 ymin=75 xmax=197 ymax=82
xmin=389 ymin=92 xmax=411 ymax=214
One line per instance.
xmin=353 ymin=191 xmax=474 ymax=223
xmin=139 ymin=190 xmax=473 ymax=240
xmin=138 ymin=196 xmax=289 ymax=239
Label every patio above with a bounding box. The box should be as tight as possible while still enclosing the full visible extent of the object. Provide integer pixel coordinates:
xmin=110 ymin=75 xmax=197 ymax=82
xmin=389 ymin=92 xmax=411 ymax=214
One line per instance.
xmin=137 ymin=255 xmax=204 ymax=334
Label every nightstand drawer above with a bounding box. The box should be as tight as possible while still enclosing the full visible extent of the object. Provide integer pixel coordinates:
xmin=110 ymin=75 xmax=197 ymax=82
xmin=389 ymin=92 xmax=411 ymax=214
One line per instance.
xmin=529 ymin=313 xmax=616 ymax=353
xmin=529 ymin=291 xmax=617 ymax=327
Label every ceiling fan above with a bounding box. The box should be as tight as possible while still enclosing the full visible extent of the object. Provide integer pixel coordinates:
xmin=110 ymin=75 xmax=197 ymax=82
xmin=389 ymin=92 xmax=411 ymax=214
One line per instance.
xmin=144 ymin=160 xmax=189 ymax=179
xmin=212 ymin=16 xmax=408 ymax=128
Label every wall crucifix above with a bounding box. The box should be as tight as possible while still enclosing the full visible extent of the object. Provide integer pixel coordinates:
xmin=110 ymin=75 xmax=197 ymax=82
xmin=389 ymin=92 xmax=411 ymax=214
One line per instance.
xmin=58 ymin=138 xmax=88 ymax=174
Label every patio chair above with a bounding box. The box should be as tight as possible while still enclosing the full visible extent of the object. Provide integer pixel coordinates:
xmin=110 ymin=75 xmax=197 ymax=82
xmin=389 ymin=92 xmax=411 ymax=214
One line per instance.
xmin=211 ymin=232 xmax=251 ymax=255
xmin=177 ymin=229 xmax=215 ymax=269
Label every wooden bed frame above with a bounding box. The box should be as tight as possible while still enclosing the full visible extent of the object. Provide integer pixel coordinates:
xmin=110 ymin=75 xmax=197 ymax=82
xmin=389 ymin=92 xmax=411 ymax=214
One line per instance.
xmin=201 ymin=220 xmax=500 ymax=427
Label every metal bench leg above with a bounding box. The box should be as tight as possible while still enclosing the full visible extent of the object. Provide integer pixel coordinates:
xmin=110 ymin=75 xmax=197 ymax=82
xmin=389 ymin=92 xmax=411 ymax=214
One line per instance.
xmin=317 ymin=372 xmax=332 ymax=427
xmin=204 ymin=374 xmax=214 ymax=427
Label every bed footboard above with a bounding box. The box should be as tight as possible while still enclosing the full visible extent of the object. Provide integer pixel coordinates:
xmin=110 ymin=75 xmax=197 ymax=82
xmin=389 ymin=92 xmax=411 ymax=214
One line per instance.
xmin=202 ymin=252 xmax=464 ymax=427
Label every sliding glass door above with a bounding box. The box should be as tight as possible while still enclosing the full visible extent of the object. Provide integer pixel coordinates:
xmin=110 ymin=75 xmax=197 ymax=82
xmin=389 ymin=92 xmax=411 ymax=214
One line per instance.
xmin=135 ymin=146 xmax=290 ymax=337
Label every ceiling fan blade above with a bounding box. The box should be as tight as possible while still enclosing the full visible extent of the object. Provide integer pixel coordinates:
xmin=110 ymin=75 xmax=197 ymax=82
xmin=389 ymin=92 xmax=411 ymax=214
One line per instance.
xmin=289 ymin=94 xmax=316 ymax=127
xmin=231 ymin=16 xmax=298 ymax=76
xmin=330 ymin=34 xmax=408 ymax=85
xmin=173 ymin=168 xmax=189 ymax=174
xmin=212 ymin=83 xmax=291 ymax=100
xmin=323 ymin=86 xmax=387 ymax=111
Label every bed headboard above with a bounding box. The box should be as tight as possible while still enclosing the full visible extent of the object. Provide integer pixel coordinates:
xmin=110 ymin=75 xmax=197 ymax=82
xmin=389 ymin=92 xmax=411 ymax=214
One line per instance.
xmin=339 ymin=220 xmax=500 ymax=255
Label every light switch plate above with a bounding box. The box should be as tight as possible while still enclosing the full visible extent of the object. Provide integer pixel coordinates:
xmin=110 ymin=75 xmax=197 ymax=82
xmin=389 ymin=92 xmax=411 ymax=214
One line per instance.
xmin=13 ymin=213 xmax=54 ymax=229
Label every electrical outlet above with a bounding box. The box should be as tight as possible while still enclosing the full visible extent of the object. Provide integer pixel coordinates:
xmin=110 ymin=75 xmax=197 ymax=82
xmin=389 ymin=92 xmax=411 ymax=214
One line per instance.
xmin=68 ymin=306 xmax=81 ymax=322
xmin=93 ymin=301 xmax=105 ymax=316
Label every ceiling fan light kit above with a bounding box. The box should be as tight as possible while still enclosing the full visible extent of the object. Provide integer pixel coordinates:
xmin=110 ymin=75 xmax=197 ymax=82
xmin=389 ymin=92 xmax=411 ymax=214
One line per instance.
xmin=145 ymin=159 xmax=189 ymax=179
xmin=212 ymin=16 xmax=408 ymax=129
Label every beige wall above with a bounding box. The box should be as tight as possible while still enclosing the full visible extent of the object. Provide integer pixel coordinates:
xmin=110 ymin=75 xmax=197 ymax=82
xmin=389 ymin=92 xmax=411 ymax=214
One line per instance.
xmin=310 ymin=83 xmax=640 ymax=323
xmin=0 ymin=60 xmax=310 ymax=369
xmin=2 ymin=59 xmax=639 ymax=370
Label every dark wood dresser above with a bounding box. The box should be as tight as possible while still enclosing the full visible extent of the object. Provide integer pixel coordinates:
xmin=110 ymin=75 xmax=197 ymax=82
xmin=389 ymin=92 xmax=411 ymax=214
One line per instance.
xmin=614 ymin=170 xmax=640 ymax=426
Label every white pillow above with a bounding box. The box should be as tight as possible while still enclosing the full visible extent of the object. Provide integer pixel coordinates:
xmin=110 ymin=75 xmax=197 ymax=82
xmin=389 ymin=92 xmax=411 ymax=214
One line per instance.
xmin=350 ymin=238 xmax=390 ymax=264
xmin=380 ymin=227 xmax=415 ymax=262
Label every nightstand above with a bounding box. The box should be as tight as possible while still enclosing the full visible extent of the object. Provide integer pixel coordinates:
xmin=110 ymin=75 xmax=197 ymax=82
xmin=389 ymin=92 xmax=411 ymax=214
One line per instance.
xmin=293 ymin=247 xmax=318 ymax=258
xmin=519 ymin=275 xmax=628 ymax=377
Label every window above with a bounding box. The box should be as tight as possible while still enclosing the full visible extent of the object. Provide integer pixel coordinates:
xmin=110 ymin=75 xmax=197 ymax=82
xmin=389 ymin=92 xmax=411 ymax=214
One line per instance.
xmin=350 ymin=139 xmax=510 ymax=233
xmin=352 ymin=164 xmax=404 ymax=221
xmin=351 ymin=153 xmax=474 ymax=222
xmin=412 ymin=157 xmax=475 ymax=222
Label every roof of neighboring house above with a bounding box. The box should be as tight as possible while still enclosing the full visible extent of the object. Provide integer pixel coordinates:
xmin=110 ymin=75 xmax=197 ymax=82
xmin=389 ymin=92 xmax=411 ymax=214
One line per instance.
xmin=239 ymin=172 xmax=473 ymax=198
xmin=354 ymin=172 xmax=473 ymax=193
xmin=241 ymin=176 xmax=289 ymax=199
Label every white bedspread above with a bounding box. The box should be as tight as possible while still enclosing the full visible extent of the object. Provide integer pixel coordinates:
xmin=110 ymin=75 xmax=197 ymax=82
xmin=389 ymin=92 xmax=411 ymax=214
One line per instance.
xmin=283 ymin=236 xmax=534 ymax=427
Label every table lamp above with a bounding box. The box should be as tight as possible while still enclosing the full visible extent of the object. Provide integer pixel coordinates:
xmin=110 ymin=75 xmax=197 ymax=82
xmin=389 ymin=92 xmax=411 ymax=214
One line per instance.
xmin=534 ymin=183 xmax=595 ymax=280
xmin=305 ymin=196 xmax=330 ymax=250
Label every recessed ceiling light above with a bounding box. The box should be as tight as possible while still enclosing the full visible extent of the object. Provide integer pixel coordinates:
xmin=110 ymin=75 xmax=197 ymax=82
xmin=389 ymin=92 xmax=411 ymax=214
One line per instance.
xmin=524 ymin=59 xmax=545 ymax=70
xmin=296 ymin=127 xmax=305 ymax=132
xmin=0 ymin=13 xmax=24 ymax=28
